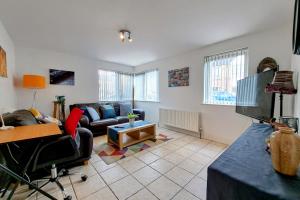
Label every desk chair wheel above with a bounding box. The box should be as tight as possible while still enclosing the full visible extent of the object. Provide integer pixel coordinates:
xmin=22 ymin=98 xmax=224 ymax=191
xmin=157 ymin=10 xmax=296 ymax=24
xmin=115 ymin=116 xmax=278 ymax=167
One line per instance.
xmin=64 ymin=195 xmax=72 ymax=200
xmin=81 ymin=175 xmax=88 ymax=181
xmin=62 ymin=169 xmax=69 ymax=176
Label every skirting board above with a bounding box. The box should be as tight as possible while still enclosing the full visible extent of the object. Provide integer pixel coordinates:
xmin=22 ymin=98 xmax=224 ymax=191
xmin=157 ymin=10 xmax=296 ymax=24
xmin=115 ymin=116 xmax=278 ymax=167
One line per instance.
xmin=158 ymin=123 xmax=202 ymax=138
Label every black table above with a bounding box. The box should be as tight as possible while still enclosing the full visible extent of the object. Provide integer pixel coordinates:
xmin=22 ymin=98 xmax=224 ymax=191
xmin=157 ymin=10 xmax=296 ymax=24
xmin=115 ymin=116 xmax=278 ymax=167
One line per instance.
xmin=207 ymin=123 xmax=300 ymax=200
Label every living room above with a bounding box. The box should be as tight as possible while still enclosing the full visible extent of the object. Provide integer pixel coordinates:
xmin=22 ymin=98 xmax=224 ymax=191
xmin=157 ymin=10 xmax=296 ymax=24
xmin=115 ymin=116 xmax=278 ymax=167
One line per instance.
xmin=0 ymin=0 xmax=300 ymax=200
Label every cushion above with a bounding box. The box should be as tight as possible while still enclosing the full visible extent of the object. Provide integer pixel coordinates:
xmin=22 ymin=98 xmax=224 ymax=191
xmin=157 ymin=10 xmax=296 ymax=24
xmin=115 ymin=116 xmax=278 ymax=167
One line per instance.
xmin=115 ymin=116 xmax=129 ymax=123
xmin=119 ymin=103 xmax=133 ymax=116
xmin=100 ymin=105 xmax=116 ymax=119
xmin=65 ymin=108 xmax=84 ymax=139
xmin=80 ymin=106 xmax=92 ymax=121
xmin=28 ymin=108 xmax=42 ymax=118
xmin=1 ymin=110 xmax=39 ymax=127
xmin=86 ymin=107 xmax=100 ymax=122
xmin=90 ymin=118 xmax=118 ymax=127
xmin=36 ymin=115 xmax=61 ymax=125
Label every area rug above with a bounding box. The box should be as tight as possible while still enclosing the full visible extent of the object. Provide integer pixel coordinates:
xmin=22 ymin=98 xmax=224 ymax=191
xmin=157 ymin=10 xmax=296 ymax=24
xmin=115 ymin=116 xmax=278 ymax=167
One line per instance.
xmin=94 ymin=133 xmax=172 ymax=164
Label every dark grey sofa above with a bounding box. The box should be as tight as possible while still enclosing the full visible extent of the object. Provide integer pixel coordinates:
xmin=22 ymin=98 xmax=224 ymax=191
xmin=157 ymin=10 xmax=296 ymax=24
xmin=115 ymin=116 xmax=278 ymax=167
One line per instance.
xmin=69 ymin=102 xmax=145 ymax=136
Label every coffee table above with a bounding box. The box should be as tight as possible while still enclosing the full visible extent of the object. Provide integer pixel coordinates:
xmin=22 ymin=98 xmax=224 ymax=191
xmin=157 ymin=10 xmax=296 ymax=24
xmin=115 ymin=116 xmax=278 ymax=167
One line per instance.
xmin=107 ymin=121 xmax=156 ymax=150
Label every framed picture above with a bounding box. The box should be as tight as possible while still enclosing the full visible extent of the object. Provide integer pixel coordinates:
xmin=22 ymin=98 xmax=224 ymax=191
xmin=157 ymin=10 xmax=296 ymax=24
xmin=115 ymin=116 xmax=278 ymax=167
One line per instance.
xmin=168 ymin=67 xmax=189 ymax=87
xmin=0 ymin=46 xmax=8 ymax=78
xmin=49 ymin=69 xmax=75 ymax=85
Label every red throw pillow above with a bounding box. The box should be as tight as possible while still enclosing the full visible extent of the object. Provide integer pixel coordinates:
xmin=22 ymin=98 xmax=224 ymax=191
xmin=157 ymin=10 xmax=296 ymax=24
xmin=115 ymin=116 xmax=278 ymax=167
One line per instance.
xmin=65 ymin=108 xmax=84 ymax=139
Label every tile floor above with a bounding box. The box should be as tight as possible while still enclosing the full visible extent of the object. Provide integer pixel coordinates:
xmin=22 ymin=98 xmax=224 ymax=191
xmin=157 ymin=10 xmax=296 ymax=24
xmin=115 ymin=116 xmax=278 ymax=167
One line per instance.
xmin=13 ymin=128 xmax=227 ymax=200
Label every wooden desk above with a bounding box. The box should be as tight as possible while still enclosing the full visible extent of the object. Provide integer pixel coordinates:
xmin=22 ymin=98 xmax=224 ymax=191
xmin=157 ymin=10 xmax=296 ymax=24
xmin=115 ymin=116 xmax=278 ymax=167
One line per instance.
xmin=0 ymin=123 xmax=62 ymax=144
xmin=0 ymin=123 xmax=62 ymax=200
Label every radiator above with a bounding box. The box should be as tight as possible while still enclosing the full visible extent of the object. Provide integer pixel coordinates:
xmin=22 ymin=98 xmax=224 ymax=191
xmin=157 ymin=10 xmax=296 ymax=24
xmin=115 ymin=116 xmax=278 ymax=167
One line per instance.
xmin=159 ymin=108 xmax=201 ymax=134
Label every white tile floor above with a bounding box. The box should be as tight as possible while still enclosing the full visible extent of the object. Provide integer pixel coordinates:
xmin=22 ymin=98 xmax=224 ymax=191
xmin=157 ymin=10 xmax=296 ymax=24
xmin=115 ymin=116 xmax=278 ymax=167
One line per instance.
xmin=13 ymin=128 xmax=227 ymax=200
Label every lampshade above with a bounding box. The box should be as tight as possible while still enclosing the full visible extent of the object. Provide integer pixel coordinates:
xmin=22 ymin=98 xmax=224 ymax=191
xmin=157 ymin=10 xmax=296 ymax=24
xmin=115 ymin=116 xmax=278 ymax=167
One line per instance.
xmin=265 ymin=71 xmax=297 ymax=94
xmin=23 ymin=75 xmax=46 ymax=89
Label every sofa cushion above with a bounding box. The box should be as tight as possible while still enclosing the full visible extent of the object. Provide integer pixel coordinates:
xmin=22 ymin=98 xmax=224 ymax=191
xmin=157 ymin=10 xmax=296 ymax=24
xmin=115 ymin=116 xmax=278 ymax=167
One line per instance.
xmin=86 ymin=107 xmax=100 ymax=122
xmin=90 ymin=118 xmax=118 ymax=128
xmin=115 ymin=116 xmax=129 ymax=124
xmin=100 ymin=105 xmax=116 ymax=119
xmin=120 ymin=103 xmax=132 ymax=116
xmin=2 ymin=110 xmax=39 ymax=127
xmin=65 ymin=108 xmax=84 ymax=139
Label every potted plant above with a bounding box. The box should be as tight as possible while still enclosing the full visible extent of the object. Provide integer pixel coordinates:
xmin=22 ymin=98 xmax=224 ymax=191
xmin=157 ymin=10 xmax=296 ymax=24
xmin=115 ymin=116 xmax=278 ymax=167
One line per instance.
xmin=128 ymin=113 xmax=138 ymax=127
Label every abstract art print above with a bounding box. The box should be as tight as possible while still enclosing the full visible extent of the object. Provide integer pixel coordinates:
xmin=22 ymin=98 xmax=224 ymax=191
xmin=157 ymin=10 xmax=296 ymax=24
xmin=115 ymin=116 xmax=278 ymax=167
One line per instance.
xmin=168 ymin=67 xmax=189 ymax=87
xmin=49 ymin=69 xmax=75 ymax=85
xmin=0 ymin=46 xmax=7 ymax=78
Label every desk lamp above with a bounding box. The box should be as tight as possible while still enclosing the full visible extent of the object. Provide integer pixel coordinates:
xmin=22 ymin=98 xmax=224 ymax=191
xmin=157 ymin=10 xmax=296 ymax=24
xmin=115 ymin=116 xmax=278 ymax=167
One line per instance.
xmin=23 ymin=74 xmax=46 ymax=108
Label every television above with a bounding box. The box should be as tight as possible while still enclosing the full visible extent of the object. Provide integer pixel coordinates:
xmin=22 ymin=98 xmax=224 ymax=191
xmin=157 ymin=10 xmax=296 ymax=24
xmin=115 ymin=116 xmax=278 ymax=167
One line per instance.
xmin=49 ymin=69 xmax=75 ymax=85
xmin=293 ymin=0 xmax=300 ymax=55
xmin=236 ymin=70 xmax=275 ymax=122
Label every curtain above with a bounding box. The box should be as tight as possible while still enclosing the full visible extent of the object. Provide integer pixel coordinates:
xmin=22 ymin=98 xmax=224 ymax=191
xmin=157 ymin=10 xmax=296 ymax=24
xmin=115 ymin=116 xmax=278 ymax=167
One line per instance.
xmin=203 ymin=48 xmax=248 ymax=105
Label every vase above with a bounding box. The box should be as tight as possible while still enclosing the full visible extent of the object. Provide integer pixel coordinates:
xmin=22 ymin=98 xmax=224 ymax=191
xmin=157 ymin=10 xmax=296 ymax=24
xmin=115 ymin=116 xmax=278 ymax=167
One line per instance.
xmin=270 ymin=127 xmax=300 ymax=176
xmin=129 ymin=118 xmax=135 ymax=127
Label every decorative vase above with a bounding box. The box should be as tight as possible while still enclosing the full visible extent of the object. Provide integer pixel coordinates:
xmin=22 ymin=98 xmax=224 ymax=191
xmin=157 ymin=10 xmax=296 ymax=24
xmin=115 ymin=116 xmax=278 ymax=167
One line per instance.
xmin=129 ymin=118 xmax=135 ymax=127
xmin=270 ymin=127 xmax=300 ymax=176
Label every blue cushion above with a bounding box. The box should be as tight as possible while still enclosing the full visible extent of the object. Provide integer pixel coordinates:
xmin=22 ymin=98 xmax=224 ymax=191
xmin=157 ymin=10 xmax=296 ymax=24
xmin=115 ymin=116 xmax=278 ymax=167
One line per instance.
xmin=120 ymin=103 xmax=132 ymax=116
xmin=86 ymin=107 xmax=100 ymax=122
xmin=101 ymin=105 xmax=116 ymax=119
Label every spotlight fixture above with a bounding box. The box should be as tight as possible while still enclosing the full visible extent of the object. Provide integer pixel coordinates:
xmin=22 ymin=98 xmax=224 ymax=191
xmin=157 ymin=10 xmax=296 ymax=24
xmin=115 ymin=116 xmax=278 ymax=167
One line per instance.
xmin=119 ymin=30 xmax=132 ymax=43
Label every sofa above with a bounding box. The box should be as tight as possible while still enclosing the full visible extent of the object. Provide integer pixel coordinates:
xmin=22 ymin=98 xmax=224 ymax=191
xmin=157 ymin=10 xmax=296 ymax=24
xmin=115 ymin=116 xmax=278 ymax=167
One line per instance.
xmin=69 ymin=102 xmax=145 ymax=136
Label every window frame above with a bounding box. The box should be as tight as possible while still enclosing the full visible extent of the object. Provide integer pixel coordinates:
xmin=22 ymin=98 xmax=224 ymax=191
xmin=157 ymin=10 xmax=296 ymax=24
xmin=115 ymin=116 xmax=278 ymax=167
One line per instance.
xmin=203 ymin=48 xmax=249 ymax=106
xmin=134 ymin=69 xmax=160 ymax=102
xmin=98 ymin=69 xmax=134 ymax=102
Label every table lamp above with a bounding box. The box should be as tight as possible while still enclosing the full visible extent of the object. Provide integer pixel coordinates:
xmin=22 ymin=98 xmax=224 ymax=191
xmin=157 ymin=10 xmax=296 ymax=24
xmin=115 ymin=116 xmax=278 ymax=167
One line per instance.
xmin=265 ymin=71 xmax=297 ymax=117
xmin=0 ymin=108 xmax=15 ymax=130
xmin=23 ymin=74 xmax=46 ymax=108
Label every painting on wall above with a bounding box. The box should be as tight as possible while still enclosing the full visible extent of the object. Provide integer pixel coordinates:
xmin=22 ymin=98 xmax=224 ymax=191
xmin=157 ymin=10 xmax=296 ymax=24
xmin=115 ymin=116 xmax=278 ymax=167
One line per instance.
xmin=168 ymin=67 xmax=189 ymax=87
xmin=0 ymin=46 xmax=8 ymax=78
xmin=49 ymin=69 xmax=75 ymax=85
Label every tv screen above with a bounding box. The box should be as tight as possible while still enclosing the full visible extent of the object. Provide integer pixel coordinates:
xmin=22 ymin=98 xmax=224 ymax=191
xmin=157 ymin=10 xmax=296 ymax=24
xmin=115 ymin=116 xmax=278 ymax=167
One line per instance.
xmin=293 ymin=0 xmax=300 ymax=55
xmin=236 ymin=70 xmax=275 ymax=122
xmin=49 ymin=69 xmax=75 ymax=85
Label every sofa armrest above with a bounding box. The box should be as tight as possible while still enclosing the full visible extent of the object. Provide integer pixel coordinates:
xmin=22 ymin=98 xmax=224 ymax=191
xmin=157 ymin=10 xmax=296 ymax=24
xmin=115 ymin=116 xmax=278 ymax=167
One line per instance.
xmin=133 ymin=109 xmax=145 ymax=120
xmin=79 ymin=115 xmax=90 ymax=127
xmin=77 ymin=127 xmax=93 ymax=159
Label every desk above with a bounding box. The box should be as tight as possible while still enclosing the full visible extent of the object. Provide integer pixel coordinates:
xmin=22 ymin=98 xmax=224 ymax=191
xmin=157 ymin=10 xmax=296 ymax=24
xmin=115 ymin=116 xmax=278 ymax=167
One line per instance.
xmin=207 ymin=123 xmax=300 ymax=200
xmin=0 ymin=123 xmax=62 ymax=200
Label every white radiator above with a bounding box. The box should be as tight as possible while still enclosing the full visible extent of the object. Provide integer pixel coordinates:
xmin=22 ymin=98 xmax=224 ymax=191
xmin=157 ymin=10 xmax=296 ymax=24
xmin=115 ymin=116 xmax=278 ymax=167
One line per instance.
xmin=159 ymin=108 xmax=201 ymax=135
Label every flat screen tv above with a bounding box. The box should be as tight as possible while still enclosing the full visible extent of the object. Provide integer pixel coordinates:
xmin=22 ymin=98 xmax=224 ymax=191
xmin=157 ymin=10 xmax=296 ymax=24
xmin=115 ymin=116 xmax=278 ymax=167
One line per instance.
xmin=293 ymin=0 xmax=300 ymax=55
xmin=49 ymin=69 xmax=75 ymax=85
xmin=236 ymin=70 xmax=275 ymax=122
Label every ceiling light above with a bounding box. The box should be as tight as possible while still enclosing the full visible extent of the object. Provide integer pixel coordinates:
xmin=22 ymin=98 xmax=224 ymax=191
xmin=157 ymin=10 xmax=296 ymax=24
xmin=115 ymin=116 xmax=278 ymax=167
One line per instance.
xmin=119 ymin=30 xmax=132 ymax=43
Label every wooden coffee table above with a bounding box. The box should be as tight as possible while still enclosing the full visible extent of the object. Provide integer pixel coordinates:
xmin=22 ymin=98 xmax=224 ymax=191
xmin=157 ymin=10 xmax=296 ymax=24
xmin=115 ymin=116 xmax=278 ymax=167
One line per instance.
xmin=107 ymin=121 xmax=156 ymax=150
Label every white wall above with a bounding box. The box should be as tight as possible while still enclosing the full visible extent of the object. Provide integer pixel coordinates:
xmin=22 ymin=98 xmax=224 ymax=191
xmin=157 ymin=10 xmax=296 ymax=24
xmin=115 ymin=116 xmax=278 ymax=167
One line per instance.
xmin=0 ymin=20 xmax=16 ymax=110
xmin=15 ymin=47 xmax=133 ymax=115
xmin=135 ymin=25 xmax=293 ymax=144
xmin=292 ymin=54 xmax=300 ymax=118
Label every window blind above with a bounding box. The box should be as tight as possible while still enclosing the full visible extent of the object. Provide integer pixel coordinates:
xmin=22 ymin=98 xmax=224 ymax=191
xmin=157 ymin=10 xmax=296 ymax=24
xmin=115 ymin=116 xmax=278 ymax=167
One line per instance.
xmin=98 ymin=70 xmax=133 ymax=101
xmin=134 ymin=69 xmax=159 ymax=102
xmin=203 ymin=48 xmax=248 ymax=105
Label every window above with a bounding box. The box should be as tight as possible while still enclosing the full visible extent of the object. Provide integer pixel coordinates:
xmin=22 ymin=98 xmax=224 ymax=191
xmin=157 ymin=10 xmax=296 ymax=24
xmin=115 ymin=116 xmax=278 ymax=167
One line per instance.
xmin=134 ymin=69 xmax=159 ymax=102
xmin=203 ymin=48 xmax=248 ymax=105
xmin=98 ymin=70 xmax=133 ymax=101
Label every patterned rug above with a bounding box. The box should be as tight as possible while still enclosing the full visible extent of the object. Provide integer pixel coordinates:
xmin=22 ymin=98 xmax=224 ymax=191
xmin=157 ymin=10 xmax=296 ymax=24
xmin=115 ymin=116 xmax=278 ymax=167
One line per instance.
xmin=94 ymin=134 xmax=172 ymax=164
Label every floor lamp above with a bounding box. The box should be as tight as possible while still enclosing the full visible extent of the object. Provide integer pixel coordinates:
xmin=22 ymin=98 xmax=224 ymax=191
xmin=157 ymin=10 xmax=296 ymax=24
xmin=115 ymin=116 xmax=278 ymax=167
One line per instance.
xmin=265 ymin=70 xmax=297 ymax=117
xmin=23 ymin=74 xmax=46 ymax=108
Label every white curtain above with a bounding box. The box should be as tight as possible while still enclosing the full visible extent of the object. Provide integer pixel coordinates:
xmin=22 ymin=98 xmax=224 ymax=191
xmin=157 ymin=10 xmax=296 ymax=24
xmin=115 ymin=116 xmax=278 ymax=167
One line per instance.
xmin=98 ymin=70 xmax=133 ymax=101
xmin=134 ymin=69 xmax=159 ymax=101
xmin=203 ymin=48 xmax=248 ymax=105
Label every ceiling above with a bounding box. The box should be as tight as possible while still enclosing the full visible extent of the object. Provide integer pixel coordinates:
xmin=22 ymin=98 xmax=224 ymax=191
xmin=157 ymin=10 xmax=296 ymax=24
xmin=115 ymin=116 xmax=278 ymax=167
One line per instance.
xmin=0 ymin=0 xmax=294 ymax=66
